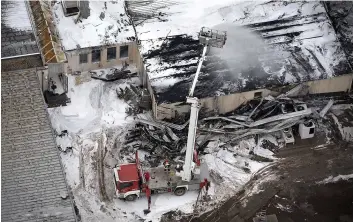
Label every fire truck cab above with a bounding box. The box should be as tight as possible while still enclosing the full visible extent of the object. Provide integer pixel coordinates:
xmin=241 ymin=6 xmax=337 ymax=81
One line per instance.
xmin=113 ymin=162 xmax=142 ymax=201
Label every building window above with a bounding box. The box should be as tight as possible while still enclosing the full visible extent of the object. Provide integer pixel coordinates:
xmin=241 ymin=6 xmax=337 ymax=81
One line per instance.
xmin=120 ymin=45 xmax=128 ymax=58
xmin=107 ymin=47 xmax=116 ymax=60
xmin=254 ymin=91 xmax=262 ymax=98
xmin=92 ymin=49 xmax=101 ymax=63
xmin=79 ymin=53 xmax=88 ymax=64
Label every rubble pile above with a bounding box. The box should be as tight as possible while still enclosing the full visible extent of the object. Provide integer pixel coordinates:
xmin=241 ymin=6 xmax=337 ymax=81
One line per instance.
xmin=90 ymin=65 xmax=138 ymax=81
xmin=199 ymin=96 xmax=315 ymax=142
xmin=116 ymin=84 xmax=151 ymax=116
xmin=119 ymin=95 xmax=331 ymax=167
xmin=121 ymin=113 xmax=188 ymax=166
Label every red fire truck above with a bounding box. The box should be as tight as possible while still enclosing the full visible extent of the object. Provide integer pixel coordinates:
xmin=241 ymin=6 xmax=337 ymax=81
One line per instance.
xmin=113 ymin=152 xmax=209 ymax=202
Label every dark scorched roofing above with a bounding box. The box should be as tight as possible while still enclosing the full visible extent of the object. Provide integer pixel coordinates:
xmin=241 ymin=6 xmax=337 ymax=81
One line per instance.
xmin=137 ymin=1 xmax=353 ymax=104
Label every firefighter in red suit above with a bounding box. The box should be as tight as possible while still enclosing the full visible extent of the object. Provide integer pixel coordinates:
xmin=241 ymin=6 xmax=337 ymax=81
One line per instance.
xmin=163 ymin=159 xmax=170 ymax=172
xmin=200 ymin=178 xmax=210 ymax=193
xmin=144 ymin=171 xmax=150 ymax=182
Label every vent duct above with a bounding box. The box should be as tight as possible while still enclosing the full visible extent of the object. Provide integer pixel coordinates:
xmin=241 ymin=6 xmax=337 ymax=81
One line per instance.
xmin=62 ymin=0 xmax=80 ymax=17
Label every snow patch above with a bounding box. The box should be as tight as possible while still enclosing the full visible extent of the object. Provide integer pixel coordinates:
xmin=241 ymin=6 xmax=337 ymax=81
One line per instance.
xmin=2 ymin=1 xmax=32 ymax=31
xmin=318 ymin=174 xmax=353 ymax=184
xmin=203 ymin=137 xmax=274 ymax=203
xmin=330 ymin=114 xmax=353 ymax=141
xmin=49 ymin=76 xmax=130 ymax=135
xmin=275 ymin=203 xmax=293 ymax=213
xmin=52 ymin=0 xmax=135 ymax=50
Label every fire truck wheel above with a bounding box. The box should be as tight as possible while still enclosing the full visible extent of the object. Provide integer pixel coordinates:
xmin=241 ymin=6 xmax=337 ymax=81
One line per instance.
xmin=125 ymin=194 xmax=137 ymax=201
xmin=174 ymin=187 xmax=186 ymax=196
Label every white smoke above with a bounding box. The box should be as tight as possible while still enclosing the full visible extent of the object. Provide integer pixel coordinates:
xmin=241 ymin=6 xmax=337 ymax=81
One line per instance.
xmin=209 ymin=23 xmax=286 ymax=78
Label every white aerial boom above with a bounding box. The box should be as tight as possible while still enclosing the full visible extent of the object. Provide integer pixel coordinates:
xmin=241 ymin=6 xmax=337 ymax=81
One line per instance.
xmin=181 ymin=27 xmax=227 ymax=182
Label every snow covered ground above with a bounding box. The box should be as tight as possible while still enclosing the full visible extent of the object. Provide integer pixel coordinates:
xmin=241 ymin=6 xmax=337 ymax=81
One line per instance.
xmin=48 ymin=75 xmax=138 ymax=221
xmin=48 ymin=74 xmax=276 ymax=221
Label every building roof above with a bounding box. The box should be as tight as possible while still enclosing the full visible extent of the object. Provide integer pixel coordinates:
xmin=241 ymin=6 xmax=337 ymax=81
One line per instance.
xmin=117 ymin=164 xmax=139 ymax=182
xmin=1 ymin=1 xmax=39 ymax=58
xmin=52 ymin=0 xmax=136 ymax=51
xmin=1 ymin=69 xmax=76 ymax=221
xmin=326 ymin=2 xmax=353 ymax=66
xmin=127 ymin=0 xmax=352 ymax=104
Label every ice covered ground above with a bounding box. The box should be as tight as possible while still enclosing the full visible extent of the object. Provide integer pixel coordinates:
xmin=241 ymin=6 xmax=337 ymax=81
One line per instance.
xmin=48 ymin=75 xmax=276 ymax=222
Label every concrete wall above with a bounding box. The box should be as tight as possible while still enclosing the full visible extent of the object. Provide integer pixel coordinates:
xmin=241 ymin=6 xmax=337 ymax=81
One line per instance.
xmin=37 ymin=68 xmax=49 ymax=91
xmin=153 ymin=74 xmax=353 ymax=120
xmin=145 ymin=75 xmax=158 ymax=119
xmin=305 ymin=74 xmax=353 ymax=94
xmin=135 ymin=45 xmax=147 ymax=86
xmin=155 ymin=88 xmax=277 ymax=120
xmin=202 ymin=89 xmax=276 ymax=114
xmin=65 ymin=41 xmax=139 ymax=73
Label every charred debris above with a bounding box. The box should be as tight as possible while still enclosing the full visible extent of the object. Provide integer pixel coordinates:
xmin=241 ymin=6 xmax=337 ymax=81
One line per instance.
xmin=120 ymin=84 xmax=348 ymax=166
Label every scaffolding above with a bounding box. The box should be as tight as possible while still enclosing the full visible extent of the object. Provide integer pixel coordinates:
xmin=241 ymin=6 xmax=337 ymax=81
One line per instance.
xmin=26 ymin=0 xmax=67 ymax=64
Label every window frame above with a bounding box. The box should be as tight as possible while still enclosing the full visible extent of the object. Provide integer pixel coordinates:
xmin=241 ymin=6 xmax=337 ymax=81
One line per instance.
xmin=91 ymin=49 xmax=101 ymax=63
xmin=118 ymin=182 xmax=133 ymax=190
xmin=107 ymin=47 xmax=117 ymax=60
xmin=119 ymin=45 xmax=129 ymax=58
xmin=254 ymin=91 xmax=262 ymax=98
xmin=79 ymin=53 xmax=88 ymax=64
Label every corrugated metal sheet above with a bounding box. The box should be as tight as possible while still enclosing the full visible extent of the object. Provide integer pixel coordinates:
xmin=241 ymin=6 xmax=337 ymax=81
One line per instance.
xmin=1 ymin=69 xmax=76 ymax=222
xmin=1 ymin=1 xmax=39 ymax=58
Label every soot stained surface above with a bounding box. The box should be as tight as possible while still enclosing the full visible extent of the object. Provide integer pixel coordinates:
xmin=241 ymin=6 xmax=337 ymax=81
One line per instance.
xmin=140 ymin=2 xmax=352 ymax=104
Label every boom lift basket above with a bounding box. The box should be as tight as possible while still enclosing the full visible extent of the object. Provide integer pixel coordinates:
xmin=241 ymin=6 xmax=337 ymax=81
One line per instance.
xmin=198 ymin=27 xmax=227 ymax=48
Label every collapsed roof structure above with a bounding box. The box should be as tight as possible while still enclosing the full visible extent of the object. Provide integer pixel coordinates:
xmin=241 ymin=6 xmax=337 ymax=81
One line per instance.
xmin=127 ymin=0 xmax=352 ymax=105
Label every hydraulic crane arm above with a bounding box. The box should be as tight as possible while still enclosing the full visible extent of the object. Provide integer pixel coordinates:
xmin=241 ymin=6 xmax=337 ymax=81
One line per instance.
xmin=181 ymin=45 xmax=208 ymax=182
xmin=181 ymin=27 xmax=227 ymax=182
xmin=189 ymin=45 xmax=208 ymax=97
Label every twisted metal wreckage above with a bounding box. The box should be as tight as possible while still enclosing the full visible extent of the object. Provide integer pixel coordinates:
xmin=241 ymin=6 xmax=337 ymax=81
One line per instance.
xmin=122 ymin=83 xmax=334 ymax=164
